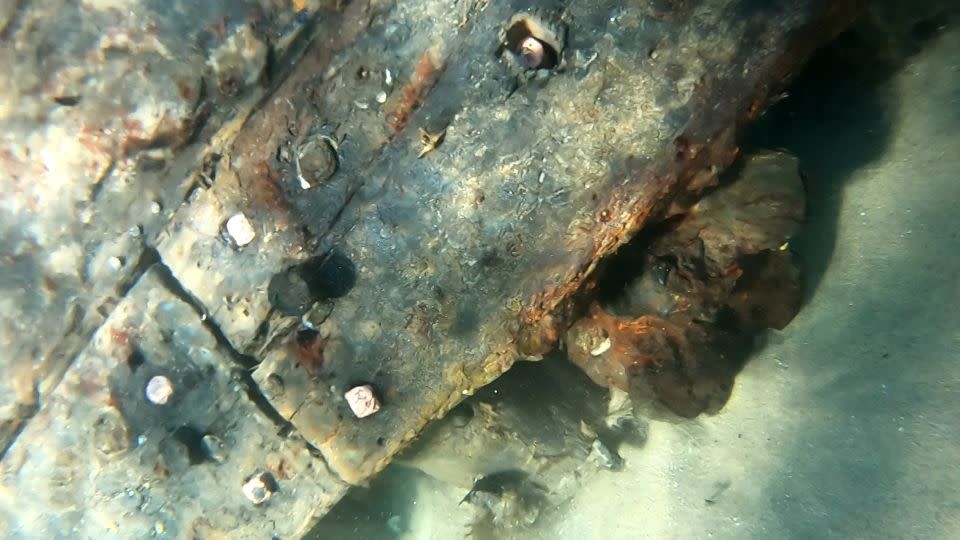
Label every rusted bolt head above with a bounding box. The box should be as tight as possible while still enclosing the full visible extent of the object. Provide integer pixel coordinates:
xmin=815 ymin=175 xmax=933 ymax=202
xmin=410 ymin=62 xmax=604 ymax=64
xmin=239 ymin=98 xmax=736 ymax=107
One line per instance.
xmin=518 ymin=36 xmax=546 ymax=69
xmin=242 ymin=471 xmax=278 ymax=504
xmin=145 ymin=375 xmax=174 ymax=405
xmin=296 ymin=137 xmax=338 ymax=189
xmin=345 ymin=384 xmax=380 ymax=418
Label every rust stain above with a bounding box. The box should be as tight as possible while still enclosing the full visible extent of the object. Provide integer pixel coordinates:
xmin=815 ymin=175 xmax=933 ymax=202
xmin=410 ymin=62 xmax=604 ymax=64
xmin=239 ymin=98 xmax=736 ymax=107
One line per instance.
xmin=176 ymin=78 xmax=194 ymax=101
xmin=288 ymin=330 xmax=326 ymax=379
xmin=208 ymin=17 xmax=228 ymax=43
xmin=270 ymin=457 xmax=295 ymax=480
xmin=386 ymin=48 xmax=445 ymax=136
xmin=248 ymin=159 xmax=289 ymax=228
xmin=514 ymin=3 xmax=860 ymax=357
xmin=109 ymin=327 xmax=130 ymax=348
xmin=119 ymin=113 xmax=195 ymax=157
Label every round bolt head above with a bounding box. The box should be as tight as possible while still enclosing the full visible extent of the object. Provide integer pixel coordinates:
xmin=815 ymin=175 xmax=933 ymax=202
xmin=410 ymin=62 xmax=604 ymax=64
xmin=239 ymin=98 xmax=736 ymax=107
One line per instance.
xmin=518 ymin=36 xmax=545 ymax=69
xmin=295 ymin=138 xmax=338 ymax=189
xmin=242 ymin=471 xmax=277 ymax=505
xmin=345 ymin=384 xmax=380 ymax=418
xmin=145 ymin=375 xmax=173 ymax=405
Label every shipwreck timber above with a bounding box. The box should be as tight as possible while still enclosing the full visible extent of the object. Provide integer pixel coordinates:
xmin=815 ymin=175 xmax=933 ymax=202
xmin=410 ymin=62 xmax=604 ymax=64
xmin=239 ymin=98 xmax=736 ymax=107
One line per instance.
xmin=0 ymin=0 xmax=862 ymax=537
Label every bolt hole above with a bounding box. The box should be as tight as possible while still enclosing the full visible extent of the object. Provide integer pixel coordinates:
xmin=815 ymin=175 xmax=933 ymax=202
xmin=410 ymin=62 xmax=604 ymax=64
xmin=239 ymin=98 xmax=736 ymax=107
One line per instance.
xmin=127 ymin=346 xmax=146 ymax=373
xmin=173 ymin=425 xmax=210 ymax=465
xmin=268 ymin=250 xmax=357 ymax=316
xmin=298 ymin=250 xmax=357 ymax=301
xmin=449 ymin=402 xmax=475 ymax=427
xmin=911 ymin=12 xmax=948 ymax=42
xmin=296 ymin=328 xmax=320 ymax=346
xmin=502 ymin=15 xmax=564 ymax=71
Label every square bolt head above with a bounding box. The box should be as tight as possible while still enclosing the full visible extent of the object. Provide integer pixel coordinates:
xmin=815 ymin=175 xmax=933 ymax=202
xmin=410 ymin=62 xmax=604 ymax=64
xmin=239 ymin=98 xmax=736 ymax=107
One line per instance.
xmin=225 ymin=212 xmax=256 ymax=247
xmin=345 ymin=384 xmax=380 ymax=418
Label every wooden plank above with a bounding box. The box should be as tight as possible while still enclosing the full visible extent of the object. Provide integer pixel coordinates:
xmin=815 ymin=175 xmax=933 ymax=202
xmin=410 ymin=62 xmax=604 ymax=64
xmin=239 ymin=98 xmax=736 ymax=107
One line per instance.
xmin=235 ymin=0 xmax=862 ymax=484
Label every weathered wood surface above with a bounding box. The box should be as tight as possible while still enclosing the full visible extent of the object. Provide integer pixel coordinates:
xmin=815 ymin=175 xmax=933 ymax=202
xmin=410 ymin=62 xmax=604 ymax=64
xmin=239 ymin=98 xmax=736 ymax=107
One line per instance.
xmin=0 ymin=0 xmax=325 ymax=458
xmin=0 ymin=0 xmax=861 ymax=537
xmin=232 ymin=0 xmax=861 ymax=484
xmin=1 ymin=270 xmax=347 ymax=538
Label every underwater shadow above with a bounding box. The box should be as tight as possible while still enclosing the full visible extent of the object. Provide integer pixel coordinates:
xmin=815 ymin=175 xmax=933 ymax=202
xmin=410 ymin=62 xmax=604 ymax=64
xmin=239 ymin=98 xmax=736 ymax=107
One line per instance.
xmin=747 ymin=19 xmax=910 ymax=301
xmin=754 ymin=7 xmax=960 ymax=537
xmin=759 ymin=170 xmax=960 ymax=537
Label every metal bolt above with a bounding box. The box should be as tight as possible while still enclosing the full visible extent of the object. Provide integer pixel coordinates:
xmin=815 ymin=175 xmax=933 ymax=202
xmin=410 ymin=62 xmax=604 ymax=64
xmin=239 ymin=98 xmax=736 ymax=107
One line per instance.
xmin=295 ymin=137 xmax=338 ymax=190
xmin=518 ymin=36 xmax=545 ymax=69
xmin=345 ymin=384 xmax=380 ymax=418
xmin=201 ymin=434 xmax=227 ymax=463
xmin=242 ymin=471 xmax=277 ymax=504
xmin=225 ymin=212 xmax=256 ymax=247
xmin=145 ymin=375 xmax=173 ymax=405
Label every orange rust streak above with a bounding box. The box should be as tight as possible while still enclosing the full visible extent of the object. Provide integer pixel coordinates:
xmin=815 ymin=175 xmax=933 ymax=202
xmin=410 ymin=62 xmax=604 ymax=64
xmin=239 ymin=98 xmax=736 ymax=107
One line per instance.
xmin=248 ymin=159 xmax=290 ymax=228
xmin=519 ymin=124 xmax=741 ymax=352
xmin=387 ymin=49 xmax=444 ymax=136
xmin=110 ymin=327 xmax=130 ymax=348
xmin=288 ymin=334 xmax=326 ymax=378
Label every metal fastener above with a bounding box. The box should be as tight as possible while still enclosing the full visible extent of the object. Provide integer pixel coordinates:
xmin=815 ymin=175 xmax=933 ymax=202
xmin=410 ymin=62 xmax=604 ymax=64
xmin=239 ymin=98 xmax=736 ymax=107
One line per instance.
xmin=242 ymin=471 xmax=278 ymax=504
xmin=345 ymin=384 xmax=381 ymax=418
xmin=518 ymin=36 xmax=546 ymax=69
xmin=225 ymin=213 xmax=256 ymax=247
xmin=145 ymin=375 xmax=173 ymax=405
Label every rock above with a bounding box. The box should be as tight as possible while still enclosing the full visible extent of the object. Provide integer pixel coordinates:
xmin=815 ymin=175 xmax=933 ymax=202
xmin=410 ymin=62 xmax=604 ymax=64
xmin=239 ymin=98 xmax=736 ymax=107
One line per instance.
xmin=565 ymin=151 xmax=807 ymax=417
